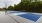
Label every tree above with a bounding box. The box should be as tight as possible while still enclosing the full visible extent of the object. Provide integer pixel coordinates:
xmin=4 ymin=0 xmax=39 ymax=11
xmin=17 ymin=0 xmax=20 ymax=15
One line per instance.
xmin=7 ymin=0 xmax=42 ymax=13
xmin=7 ymin=5 xmax=14 ymax=10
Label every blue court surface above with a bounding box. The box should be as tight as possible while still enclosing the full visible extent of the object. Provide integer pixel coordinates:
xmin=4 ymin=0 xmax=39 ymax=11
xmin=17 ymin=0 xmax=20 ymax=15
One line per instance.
xmin=18 ymin=13 xmax=41 ymax=22
xmin=9 ymin=11 xmax=42 ymax=22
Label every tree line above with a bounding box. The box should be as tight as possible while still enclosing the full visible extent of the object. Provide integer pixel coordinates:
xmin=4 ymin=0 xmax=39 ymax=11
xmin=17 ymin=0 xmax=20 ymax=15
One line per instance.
xmin=3 ymin=0 xmax=42 ymax=13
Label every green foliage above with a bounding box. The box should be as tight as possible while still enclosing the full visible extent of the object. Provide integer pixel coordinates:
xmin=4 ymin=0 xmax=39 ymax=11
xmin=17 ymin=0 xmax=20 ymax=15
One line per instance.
xmin=7 ymin=0 xmax=42 ymax=13
xmin=7 ymin=5 xmax=14 ymax=10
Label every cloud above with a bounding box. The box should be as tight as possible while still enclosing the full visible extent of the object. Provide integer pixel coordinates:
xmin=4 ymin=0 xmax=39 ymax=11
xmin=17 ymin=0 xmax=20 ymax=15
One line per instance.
xmin=0 ymin=0 xmax=21 ymax=8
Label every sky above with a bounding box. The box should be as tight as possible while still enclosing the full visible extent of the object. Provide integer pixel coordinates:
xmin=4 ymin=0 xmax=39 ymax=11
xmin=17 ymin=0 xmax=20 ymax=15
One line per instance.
xmin=0 ymin=0 xmax=21 ymax=8
xmin=0 ymin=0 xmax=42 ymax=8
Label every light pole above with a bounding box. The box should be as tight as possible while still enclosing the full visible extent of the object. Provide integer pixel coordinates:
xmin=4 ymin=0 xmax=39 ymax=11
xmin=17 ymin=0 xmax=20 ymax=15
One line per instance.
xmin=3 ymin=2 xmax=7 ymax=15
xmin=5 ymin=4 xmax=7 ymax=15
